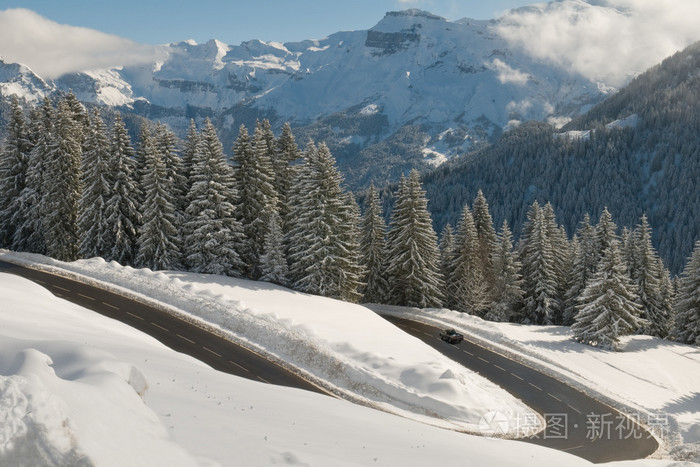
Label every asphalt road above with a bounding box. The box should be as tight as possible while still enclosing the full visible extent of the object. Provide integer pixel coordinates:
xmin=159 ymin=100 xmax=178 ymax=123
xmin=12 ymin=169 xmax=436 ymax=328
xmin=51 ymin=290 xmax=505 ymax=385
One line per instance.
xmin=382 ymin=315 xmax=659 ymax=464
xmin=0 ymin=260 xmax=323 ymax=394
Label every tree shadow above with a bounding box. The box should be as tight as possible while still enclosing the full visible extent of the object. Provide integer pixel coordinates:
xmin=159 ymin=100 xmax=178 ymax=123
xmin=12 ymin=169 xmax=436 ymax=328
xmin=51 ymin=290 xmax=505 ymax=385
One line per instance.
xmin=663 ymin=392 xmax=700 ymax=414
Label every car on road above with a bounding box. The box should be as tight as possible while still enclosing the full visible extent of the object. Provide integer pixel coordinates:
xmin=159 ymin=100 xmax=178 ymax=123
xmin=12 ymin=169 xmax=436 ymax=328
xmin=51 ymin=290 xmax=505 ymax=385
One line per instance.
xmin=439 ymin=329 xmax=464 ymax=344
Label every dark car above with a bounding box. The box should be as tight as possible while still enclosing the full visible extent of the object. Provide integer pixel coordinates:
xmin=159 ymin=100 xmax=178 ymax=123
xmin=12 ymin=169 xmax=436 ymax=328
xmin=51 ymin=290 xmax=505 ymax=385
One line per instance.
xmin=439 ymin=329 xmax=464 ymax=344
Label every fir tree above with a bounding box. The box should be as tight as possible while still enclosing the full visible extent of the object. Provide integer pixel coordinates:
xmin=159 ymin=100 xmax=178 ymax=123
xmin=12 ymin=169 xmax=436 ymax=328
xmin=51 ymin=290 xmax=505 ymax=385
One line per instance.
xmin=181 ymin=119 xmax=199 ymax=192
xmin=673 ymin=240 xmax=700 ymax=346
xmin=232 ymin=122 xmax=278 ymax=279
xmin=183 ymin=118 xmax=245 ymax=276
xmin=439 ymin=224 xmax=456 ymax=287
xmin=631 ymin=215 xmax=672 ymax=337
xmin=448 ymin=204 xmax=489 ymax=314
xmin=360 ymin=183 xmax=390 ymax=303
xmin=542 ymin=202 xmax=570 ymax=323
xmin=155 ymin=123 xmax=188 ymax=224
xmin=572 ymin=240 xmax=646 ymax=350
xmin=563 ymin=214 xmax=597 ymax=325
xmin=472 ymin=190 xmax=498 ymax=301
xmin=78 ymin=109 xmax=113 ymax=259
xmin=12 ymin=99 xmax=51 ymax=254
xmin=42 ymin=98 xmax=82 ymax=262
xmin=105 ymin=114 xmax=140 ymax=265
xmin=0 ymin=96 xmax=30 ymax=247
xmin=385 ymin=170 xmax=444 ymax=308
xmin=487 ymin=220 xmax=524 ymax=322
xmin=259 ymin=211 xmax=289 ymax=286
xmin=136 ymin=126 xmax=181 ymax=271
xmin=273 ymin=122 xmax=301 ymax=228
xmin=519 ymin=201 xmax=558 ymax=324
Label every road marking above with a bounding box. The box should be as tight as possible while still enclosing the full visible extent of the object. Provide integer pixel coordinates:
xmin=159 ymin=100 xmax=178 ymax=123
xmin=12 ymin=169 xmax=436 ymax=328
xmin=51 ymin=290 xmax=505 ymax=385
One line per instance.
xmin=410 ymin=327 xmax=421 ymax=333
xmin=463 ymin=350 xmax=474 ymax=356
xmin=150 ymin=322 xmax=169 ymax=332
xmin=548 ymin=392 xmax=562 ymax=402
xmin=229 ymin=360 xmax=250 ymax=373
xmin=126 ymin=311 xmax=145 ymax=321
xmin=177 ymin=334 xmax=196 ymax=344
xmin=529 ymin=382 xmax=542 ymax=391
xmin=478 ymin=356 xmax=490 ymax=363
xmin=102 ymin=302 xmax=119 ymax=310
xmin=53 ymin=285 xmax=70 ymax=292
xmin=257 ymin=376 xmax=270 ymax=384
xmin=34 ymin=279 xmax=45 ymax=285
xmin=562 ymin=444 xmax=584 ymax=452
xmin=423 ymin=332 xmax=432 ymax=337
xmin=203 ymin=346 xmax=222 ymax=358
xmin=511 ymin=372 xmax=524 ymax=381
xmin=494 ymin=364 xmax=507 ymax=371
xmin=567 ymin=404 xmax=583 ymax=415
xmin=77 ymin=293 xmax=95 ymax=301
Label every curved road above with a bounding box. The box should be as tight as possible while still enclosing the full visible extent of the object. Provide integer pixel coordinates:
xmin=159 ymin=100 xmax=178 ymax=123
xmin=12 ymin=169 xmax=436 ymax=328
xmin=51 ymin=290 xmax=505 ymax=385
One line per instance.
xmin=0 ymin=260 xmax=323 ymax=394
xmin=382 ymin=315 xmax=659 ymax=463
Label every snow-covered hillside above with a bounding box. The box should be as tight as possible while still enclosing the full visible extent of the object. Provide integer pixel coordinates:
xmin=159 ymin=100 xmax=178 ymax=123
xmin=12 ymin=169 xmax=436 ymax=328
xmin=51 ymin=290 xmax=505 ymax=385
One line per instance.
xmin=1 ymin=259 xmax=691 ymax=466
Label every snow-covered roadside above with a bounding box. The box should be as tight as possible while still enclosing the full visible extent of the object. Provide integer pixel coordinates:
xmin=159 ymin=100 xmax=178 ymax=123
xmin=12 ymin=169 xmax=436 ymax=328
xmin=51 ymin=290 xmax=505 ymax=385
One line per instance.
xmin=368 ymin=304 xmax=700 ymax=463
xmin=0 ymin=251 xmax=533 ymax=436
xmin=2 ymin=269 xmax=692 ymax=466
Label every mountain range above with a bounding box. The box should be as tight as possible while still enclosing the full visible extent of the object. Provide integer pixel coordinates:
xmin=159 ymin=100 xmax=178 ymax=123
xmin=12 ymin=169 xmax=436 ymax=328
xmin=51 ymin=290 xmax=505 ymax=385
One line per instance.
xmin=0 ymin=9 xmax=612 ymax=189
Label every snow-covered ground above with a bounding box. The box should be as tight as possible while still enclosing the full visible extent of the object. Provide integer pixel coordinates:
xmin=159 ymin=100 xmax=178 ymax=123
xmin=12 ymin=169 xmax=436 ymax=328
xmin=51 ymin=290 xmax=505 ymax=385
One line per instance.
xmin=0 ymin=250 xmax=695 ymax=465
xmin=370 ymin=305 xmax=700 ymax=463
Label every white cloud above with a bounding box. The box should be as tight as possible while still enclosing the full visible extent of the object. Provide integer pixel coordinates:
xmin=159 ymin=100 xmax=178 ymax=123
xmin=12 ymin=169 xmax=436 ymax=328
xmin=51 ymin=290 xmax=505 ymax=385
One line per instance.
xmin=488 ymin=58 xmax=530 ymax=85
xmin=0 ymin=8 xmax=165 ymax=79
xmin=496 ymin=0 xmax=700 ymax=87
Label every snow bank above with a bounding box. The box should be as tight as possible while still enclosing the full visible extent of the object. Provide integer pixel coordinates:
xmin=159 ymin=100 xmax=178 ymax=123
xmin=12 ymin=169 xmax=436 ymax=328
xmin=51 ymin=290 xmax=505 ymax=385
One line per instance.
xmin=0 ymin=251 xmax=532 ymax=436
xmin=370 ymin=304 xmax=700 ymax=462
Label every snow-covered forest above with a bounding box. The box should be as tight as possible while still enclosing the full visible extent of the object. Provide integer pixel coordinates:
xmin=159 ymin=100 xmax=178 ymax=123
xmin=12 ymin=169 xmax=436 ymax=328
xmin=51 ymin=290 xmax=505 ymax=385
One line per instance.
xmin=1 ymin=93 xmax=699 ymax=351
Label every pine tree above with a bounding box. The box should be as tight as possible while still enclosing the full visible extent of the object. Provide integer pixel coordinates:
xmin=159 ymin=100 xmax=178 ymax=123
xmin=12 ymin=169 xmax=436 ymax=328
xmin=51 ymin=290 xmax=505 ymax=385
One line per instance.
xmin=181 ymin=119 xmax=199 ymax=193
xmin=439 ymin=224 xmax=456 ymax=287
xmin=385 ymin=170 xmax=444 ymax=308
xmin=673 ymin=240 xmax=700 ymax=346
xmin=631 ymin=215 xmax=671 ymax=337
xmin=563 ymin=214 xmax=597 ymax=325
xmin=542 ymin=202 xmax=570 ymax=323
xmin=0 ymin=96 xmax=30 ymax=247
xmin=155 ymin=123 xmax=188 ymax=224
xmin=360 ymin=183 xmax=390 ymax=303
xmin=286 ymin=143 xmax=363 ymax=301
xmin=12 ymin=100 xmax=51 ymax=254
xmin=183 ymin=118 xmax=245 ymax=276
xmin=104 ymin=114 xmax=140 ymax=265
xmin=273 ymin=122 xmax=301 ymax=228
xmin=232 ymin=122 xmax=279 ymax=279
xmin=472 ymin=190 xmax=497 ymax=302
xmin=572 ymin=240 xmax=646 ymax=350
xmin=42 ymin=98 xmax=82 ymax=262
xmin=448 ymin=204 xmax=489 ymax=314
xmin=78 ymin=109 xmax=113 ymax=259
xmin=135 ymin=126 xmax=181 ymax=271
xmin=487 ymin=220 xmax=524 ymax=322
xmin=259 ymin=211 xmax=289 ymax=286
xmin=519 ymin=201 xmax=558 ymax=324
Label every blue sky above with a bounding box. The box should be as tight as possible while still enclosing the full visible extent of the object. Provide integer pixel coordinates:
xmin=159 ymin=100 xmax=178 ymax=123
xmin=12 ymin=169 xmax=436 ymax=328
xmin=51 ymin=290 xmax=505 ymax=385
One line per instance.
xmin=0 ymin=0 xmax=533 ymax=45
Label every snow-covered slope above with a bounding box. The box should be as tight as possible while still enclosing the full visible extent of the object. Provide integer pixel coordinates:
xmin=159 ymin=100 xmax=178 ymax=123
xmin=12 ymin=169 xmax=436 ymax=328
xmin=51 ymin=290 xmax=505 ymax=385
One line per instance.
xmin=0 ymin=58 xmax=52 ymax=104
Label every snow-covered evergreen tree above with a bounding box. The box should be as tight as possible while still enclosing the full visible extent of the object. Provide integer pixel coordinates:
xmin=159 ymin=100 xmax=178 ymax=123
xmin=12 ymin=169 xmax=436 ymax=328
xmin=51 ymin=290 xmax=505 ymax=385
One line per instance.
xmin=136 ymin=126 xmax=181 ymax=271
xmin=12 ymin=100 xmax=51 ymax=254
xmin=673 ymin=240 xmax=700 ymax=346
xmin=0 ymin=96 xmax=30 ymax=247
xmin=155 ymin=123 xmax=187 ymax=224
xmin=259 ymin=210 xmax=289 ymax=286
xmin=42 ymin=98 xmax=82 ymax=261
xmin=439 ymin=224 xmax=456 ymax=287
xmin=487 ymin=220 xmax=524 ymax=322
xmin=472 ymin=190 xmax=497 ymax=301
xmin=519 ymin=201 xmax=558 ymax=324
xmin=286 ymin=143 xmax=363 ymax=301
xmin=183 ymin=118 xmax=244 ymax=276
xmin=572 ymin=240 xmax=646 ymax=350
xmin=181 ymin=119 xmax=199 ymax=191
xmin=360 ymin=183 xmax=390 ymax=303
xmin=385 ymin=170 xmax=444 ymax=308
xmin=595 ymin=207 xmax=618 ymax=264
xmin=273 ymin=122 xmax=301 ymax=229
xmin=631 ymin=215 xmax=671 ymax=337
xmin=104 ymin=114 xmax=140 ymax=265
xmin=448 ymin=204 xmax=489 ymax=314
xmin=563 ymin=214 xmax=597 ymax=325
xmin=78 ymin=109 xmax=113 ymax=259
xmin=542 ymin=202 xmax=570 ymax=323
xmin=232 ymin=122 xmax=279 ymax=279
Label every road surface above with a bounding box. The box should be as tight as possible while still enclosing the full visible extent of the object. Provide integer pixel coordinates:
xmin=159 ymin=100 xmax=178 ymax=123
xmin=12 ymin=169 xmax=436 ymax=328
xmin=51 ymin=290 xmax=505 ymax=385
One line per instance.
xmin=382 ymin=315 xmax=659 ymax=463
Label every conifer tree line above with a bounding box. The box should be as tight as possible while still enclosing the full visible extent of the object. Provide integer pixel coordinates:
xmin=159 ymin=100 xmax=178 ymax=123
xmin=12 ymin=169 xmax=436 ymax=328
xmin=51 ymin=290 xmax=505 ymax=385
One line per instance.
xmin=2 ymin=93 xmax=699 ymax=350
